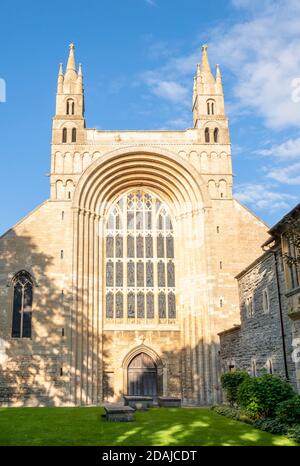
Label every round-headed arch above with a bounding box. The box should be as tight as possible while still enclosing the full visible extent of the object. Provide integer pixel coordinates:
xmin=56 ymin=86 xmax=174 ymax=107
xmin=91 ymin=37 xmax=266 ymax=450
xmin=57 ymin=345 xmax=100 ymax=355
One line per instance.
xmin=72 ymin=146 xmax=211 ymax=216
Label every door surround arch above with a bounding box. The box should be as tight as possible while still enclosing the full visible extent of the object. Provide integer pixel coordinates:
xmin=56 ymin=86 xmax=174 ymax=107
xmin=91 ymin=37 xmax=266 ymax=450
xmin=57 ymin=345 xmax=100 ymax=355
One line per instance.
xmin=122 ymin=344 xmax=165 ymax=397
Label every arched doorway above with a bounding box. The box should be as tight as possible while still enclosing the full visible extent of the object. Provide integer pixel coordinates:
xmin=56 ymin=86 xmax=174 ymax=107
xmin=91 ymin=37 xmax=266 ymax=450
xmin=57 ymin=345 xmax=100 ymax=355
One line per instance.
xmin=128 ymin=352 xmax=157 ymax=397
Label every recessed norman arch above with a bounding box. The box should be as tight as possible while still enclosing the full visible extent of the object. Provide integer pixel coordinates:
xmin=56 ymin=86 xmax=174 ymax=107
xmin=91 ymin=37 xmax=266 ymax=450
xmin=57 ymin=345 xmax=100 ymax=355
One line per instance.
xmin=73 ymin=147 xmax=211 ymax=215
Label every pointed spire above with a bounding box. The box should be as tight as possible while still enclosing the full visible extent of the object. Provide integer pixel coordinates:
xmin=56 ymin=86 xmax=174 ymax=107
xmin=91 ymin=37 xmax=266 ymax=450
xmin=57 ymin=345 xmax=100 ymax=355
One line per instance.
xmin=201 ymin=44 xmax=215 ymax=83
xmin=57 ymin=63 xmax=64 ymax=93
xmin=76 ymin=63 xmax=83 ymax=93
xmin=58 ymin=63 xmax=64 ymax=76
xmin=193 ymin=76 xmax=197 ymax=92
xmin=197 ymin=63 xmax=201 ymax=77
xmin=66 ymin=42 xmax=76 ymax=72
xmin=216 ymin=64 xmax=223 ymax=94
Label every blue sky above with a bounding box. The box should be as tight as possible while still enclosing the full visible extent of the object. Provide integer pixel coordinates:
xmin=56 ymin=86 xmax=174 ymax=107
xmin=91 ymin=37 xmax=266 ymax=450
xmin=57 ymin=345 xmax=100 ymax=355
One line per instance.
xmin=0 ymin=0 xmax=299 ymax=235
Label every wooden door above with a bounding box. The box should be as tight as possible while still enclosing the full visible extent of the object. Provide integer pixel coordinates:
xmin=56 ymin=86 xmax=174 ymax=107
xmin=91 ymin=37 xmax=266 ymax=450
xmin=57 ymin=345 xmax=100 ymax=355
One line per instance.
xmin=128 ymin=353 xmax=157 ymax=397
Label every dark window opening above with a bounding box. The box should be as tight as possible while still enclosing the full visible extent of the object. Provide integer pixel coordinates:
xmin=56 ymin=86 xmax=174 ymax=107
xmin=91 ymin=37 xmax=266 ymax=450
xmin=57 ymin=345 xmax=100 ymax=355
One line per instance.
xmin=62 ymin=128 xmax=67 ymax=143
xmin=72 ymin=128 xmax=77 ymax=143
xmin=205 ymin=128 xmax=210 ymax=143
xmin=11 ymin=271 xmax=33 ymax=338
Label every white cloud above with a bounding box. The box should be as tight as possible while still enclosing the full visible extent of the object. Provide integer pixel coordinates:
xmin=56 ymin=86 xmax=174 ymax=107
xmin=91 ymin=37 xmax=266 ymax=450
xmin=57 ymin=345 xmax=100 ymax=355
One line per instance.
xmin=257 ymin=137 xmax=300 ymax=159
xmin=143 ymin=76 xmax=189 ymax=104
xmin=267 ymin=161 xmax=300 ymax=185
xmin=145 ymin=0 xmax=156 ymax=6
xmin=140 ymin=0 xmax=300 ymax=129
xmin=234 ymin=183 xmax=297 ymax=211
xmin=209 ymin=0 xmax=300 ymax=129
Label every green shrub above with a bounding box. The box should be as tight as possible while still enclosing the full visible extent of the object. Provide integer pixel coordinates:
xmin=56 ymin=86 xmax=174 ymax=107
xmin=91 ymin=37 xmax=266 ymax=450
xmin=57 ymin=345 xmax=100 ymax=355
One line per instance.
xmin=254 ymin=418 xmax=288 ymax=435
xmin=287 ymin=425 xmax=300 ymax=443
xmin=237 ymin=374 xmax=294 ymax=418
xmin=212 ymin=405 xmax=253 ymax=424
xmin=276 ymin=395 xmax=300 ymax=425
xmin=220 ymin=371 xmax=250 ymax=406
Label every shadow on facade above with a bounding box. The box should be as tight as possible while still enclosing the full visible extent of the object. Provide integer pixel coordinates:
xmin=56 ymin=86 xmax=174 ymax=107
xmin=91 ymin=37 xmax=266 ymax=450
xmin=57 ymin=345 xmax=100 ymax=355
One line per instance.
xmin=0 ymin=230 xmax=223 ymax=406
xmin=0 ymin=230 xmax=111 ymax=406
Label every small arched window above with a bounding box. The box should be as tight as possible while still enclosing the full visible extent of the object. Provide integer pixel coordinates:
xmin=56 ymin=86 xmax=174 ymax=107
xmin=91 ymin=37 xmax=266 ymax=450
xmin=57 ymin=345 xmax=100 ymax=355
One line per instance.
xmin=62 ymin=128 xmax=67 ymax=143
xmin=72 ymin=128 xmax=77 ymax=143
xmin=205 ymin=127 xmax=210 ymax=143
xmin=66 ymin=99 xmax=75 ymax=115
xmin=207 ymin=99 xmax=215 ymax=115
xmin=214 ymin=128 xmax=219 ymax=143
xmin=12 ymin=271 xmax=33 ymax=338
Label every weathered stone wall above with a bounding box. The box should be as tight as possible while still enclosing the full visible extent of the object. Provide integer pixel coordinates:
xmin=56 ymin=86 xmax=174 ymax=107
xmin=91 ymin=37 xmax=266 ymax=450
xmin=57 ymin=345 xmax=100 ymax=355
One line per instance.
xmin=219 ymin=250 xmax=297 ymax=390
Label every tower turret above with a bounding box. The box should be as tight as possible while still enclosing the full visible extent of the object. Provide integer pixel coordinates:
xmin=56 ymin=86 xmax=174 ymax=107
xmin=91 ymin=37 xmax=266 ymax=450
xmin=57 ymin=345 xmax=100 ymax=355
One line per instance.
xmin=192 ymin=45 xmax=229 ymax=144
xmin=52 ymin=43 xmax=85 ymax=146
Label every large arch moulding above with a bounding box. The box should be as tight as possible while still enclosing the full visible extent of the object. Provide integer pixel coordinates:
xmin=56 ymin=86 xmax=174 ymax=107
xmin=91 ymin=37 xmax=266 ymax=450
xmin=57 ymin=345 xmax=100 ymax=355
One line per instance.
xmin=70 ymin=146 xmax=216 ymax=406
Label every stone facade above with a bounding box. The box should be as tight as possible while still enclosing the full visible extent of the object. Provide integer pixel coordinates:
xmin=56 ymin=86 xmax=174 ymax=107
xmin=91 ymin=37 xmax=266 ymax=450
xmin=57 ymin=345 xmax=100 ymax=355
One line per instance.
xmin=0 ymin=44 xmax=269 ymax=406
xmin=219 ymin=204 xmax=300 ymax=393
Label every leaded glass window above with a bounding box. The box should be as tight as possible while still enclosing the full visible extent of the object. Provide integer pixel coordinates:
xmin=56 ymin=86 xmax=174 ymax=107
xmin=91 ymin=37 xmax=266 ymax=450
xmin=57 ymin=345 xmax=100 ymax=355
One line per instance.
xmin=105 ymin=190 xmax=176 ymax=322
xmin=12 ymin=271 xmax=33 ymax=338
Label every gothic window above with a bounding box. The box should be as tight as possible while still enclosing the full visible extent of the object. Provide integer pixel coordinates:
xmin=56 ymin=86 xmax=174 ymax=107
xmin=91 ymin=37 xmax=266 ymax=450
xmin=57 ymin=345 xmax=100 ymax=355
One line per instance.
xmin=168 ymin=292 xmax=176 ymax=319
xmin=106 ymin=261 xmax=114 ymax=287
xmin=158 ymin=292 xmax=166 ymax=318
xmin=158 ymin=261 xmax=166 ymax=287
xmin=106 ymin=292 xmax=113 ymax=319
xmin=72 ymin=128 xmax=77 ymax=143
xmin=62 ymin=128 xmax=67 ymax=143
xmin=104 ymin=190 xmax=176 ymax=322
xmin=137 ymin=292 xmax=145 ymax=318
xmin=205 ymin=127 xmax=210 ymax=143
xmin=214 ymin=128 xmax=219 ymax=143
xmin=128 ymin=292 xmax=135 ymax=318
xmin=147 ymin=292 xmax=154 ymax=319
xmin=115 ymin=292 xmax=123 ymax=319
xmin=12 ymin=271 xmax=33 ymax=338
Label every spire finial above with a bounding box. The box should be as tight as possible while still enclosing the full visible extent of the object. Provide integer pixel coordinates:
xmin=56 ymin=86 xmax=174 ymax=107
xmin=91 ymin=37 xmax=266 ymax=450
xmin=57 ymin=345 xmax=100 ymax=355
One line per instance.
xmin=66 ymin=42 xmax=76 ymax=73
xmin=201 ymin=43 xmax=215 ymax=83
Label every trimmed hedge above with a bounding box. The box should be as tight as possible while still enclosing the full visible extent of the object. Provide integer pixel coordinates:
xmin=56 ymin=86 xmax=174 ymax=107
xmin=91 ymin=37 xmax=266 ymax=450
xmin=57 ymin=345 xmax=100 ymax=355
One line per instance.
xmin=211 ymin=406 xmax=253 ymax=424
xmin=220 ymin=371 xmax=250 ymax=406
xmin=237 ymin=374 xmax=294 ymax=418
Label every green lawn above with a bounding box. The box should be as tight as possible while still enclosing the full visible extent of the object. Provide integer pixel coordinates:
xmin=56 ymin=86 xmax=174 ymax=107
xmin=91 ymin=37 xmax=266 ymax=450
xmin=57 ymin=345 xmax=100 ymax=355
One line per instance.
xmin=0 ymin=407 xmax=297 ymax=446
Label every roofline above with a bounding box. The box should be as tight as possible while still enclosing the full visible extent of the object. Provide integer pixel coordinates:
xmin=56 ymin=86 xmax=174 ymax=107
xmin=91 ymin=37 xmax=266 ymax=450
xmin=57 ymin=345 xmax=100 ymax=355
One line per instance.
xmin=218 ymin=325 xmax=241 ymax=337
xmin=268 ymin=202 xmax=300 ymax=235
xmin=0 ymin=200 xmax=48 ymax=239
xmin=233 ymin=198 xmax=270 ymax=229
xmin=235 ymin=250 xmax=271 ymax=280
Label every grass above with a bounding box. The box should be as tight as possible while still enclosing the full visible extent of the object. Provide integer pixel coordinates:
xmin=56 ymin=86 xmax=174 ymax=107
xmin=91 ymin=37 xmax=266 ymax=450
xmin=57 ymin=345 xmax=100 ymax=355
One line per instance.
xmin=0 ymin=406 xmax=297 ymax=446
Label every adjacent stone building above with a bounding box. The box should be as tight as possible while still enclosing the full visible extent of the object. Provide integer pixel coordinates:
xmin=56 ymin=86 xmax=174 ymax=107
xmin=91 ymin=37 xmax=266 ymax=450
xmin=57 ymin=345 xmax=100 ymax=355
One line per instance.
xmin=0 ymin=44 xmax=269 ymax=406
xmin=219 ymin=204 xmax=300 ymax=392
